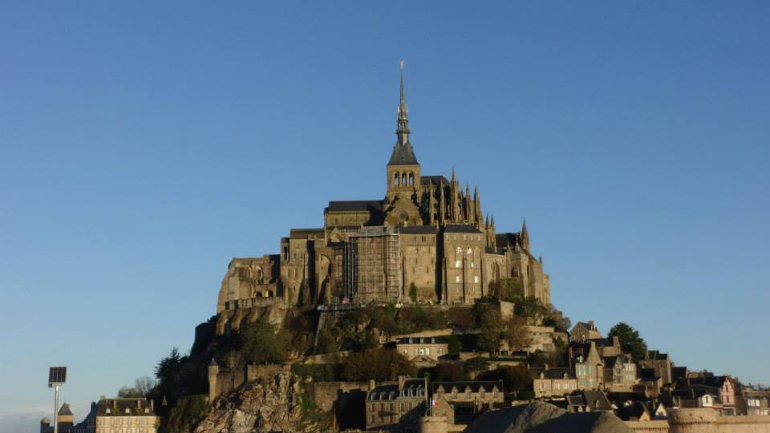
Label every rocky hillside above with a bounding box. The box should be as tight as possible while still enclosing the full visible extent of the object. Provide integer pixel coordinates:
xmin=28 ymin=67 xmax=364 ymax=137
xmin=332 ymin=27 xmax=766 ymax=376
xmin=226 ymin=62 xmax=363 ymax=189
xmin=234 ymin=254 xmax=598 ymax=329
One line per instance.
xmin=194 ymin=371 xmax=327 ymax=433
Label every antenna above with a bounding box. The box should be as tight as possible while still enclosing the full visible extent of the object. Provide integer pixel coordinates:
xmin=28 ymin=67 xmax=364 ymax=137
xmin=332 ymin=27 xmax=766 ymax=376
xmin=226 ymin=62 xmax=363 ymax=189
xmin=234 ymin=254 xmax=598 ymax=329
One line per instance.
xmin=48 ymin=366 xmax=67 ymax=433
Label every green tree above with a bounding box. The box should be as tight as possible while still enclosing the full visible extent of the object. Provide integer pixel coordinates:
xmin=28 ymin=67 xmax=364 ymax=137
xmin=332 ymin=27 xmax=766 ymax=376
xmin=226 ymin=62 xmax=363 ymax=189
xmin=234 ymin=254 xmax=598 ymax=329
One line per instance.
xmin=341 ymin=348 xmax=415 ymax=381
xmin=155 ymin=347 xmax=182 ymax=385
xmin=241 ymin=316 xmax=287 ymax=364
xmin=608 ymin=322 xmax=648 ymax=361
xmin=446 ymin=335 xmax=462 ymax=355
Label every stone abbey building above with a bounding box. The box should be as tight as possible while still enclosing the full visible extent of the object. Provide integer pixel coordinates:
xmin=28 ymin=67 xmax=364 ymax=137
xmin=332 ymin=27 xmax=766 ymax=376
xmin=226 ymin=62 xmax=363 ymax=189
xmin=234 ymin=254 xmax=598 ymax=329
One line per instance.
xmin=216 ymin=69 xmax=550 ymax=315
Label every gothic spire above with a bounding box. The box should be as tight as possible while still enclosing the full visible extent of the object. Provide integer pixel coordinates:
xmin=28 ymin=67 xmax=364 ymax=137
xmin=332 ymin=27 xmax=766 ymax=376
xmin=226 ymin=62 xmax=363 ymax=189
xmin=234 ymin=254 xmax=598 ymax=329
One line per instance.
xmin=397 ymin=60 xmax=409 ymax=137
xmin=521 ymin=218 xmax=530 ymax=250
xmin=388 ymin=60 xmax=418 ymax=165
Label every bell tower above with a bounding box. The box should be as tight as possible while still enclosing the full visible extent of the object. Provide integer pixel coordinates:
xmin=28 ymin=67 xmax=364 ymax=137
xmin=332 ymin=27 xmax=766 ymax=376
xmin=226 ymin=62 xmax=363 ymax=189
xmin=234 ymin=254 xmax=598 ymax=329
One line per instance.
xmin=386 ymin=60 xmax=421 ymax=202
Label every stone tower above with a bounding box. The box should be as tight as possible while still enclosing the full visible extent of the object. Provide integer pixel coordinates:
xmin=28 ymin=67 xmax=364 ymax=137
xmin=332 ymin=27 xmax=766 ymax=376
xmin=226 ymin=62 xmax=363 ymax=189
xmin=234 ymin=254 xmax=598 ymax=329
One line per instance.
xmin=385 ymin=61 xmax=422 ymax=226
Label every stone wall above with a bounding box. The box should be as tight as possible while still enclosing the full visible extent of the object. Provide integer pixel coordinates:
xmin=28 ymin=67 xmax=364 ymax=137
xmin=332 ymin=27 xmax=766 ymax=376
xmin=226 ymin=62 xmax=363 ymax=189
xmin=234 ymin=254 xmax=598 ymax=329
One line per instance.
xmin=624 ymin=410 xmax=770 ymax=433
xmin=307 ymin=381 xmax=372 ymax=412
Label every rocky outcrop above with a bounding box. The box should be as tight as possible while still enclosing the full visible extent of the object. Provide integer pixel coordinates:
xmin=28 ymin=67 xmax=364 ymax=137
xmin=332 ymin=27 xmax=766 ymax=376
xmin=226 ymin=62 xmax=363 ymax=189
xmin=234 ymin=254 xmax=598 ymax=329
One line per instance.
xmin=194 ymin=371 xmax=323 ymax=433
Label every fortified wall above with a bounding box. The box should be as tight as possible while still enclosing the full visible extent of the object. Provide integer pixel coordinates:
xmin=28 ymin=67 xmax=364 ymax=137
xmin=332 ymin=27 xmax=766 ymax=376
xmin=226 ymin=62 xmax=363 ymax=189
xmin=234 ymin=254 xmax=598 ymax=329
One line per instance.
xmin=627 ymin=409 xmax=770 ymax=433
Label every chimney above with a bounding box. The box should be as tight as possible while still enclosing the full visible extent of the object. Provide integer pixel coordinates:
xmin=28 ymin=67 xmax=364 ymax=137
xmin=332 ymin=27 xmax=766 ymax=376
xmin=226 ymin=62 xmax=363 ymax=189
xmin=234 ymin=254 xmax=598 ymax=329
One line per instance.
xmin=588 ymin=320 xmax=595 ymax=330
xmin=369 ymin=379 xmax=376 ymax=391
xmin=398 ymin=375 xmax=406 ymax=389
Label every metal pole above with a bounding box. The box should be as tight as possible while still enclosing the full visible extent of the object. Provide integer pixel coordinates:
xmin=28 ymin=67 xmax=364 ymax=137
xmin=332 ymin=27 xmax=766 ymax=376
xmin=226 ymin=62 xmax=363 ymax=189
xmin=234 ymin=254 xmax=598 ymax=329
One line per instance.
xmin=53 ymin=384 xmax=60 ymax=433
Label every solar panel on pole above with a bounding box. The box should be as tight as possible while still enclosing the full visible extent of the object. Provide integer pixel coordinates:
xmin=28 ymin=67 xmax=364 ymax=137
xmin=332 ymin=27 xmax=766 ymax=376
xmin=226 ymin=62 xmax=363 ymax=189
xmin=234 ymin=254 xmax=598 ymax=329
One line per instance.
xmin=49 ymin=367 xmax=67 ymax=385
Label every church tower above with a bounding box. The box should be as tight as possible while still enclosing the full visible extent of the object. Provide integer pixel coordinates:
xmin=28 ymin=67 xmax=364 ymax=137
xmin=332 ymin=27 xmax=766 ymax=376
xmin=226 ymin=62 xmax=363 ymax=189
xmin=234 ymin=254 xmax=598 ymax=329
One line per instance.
xmin=384 ymin=62 xmax=422 ymax=226
xmin=386 ymin=61 xmax=421 ymax=201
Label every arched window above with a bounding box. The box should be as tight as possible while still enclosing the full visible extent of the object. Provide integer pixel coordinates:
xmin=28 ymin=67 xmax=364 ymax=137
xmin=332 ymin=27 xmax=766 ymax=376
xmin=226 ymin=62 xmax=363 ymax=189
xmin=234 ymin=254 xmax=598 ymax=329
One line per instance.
xmin=394 ymin=172 xmax=399 ymax=186
xmin=409 ymin=173 xmax=414 ymax=186
xmin=402 ymin=173 xmax=407 ymax=186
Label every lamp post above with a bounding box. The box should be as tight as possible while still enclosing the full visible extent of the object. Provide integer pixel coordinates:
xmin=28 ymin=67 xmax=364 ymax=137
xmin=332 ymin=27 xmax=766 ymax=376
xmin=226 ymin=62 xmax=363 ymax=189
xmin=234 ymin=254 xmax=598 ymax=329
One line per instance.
xmin=48 ymin=367 xmax=67 ymax=433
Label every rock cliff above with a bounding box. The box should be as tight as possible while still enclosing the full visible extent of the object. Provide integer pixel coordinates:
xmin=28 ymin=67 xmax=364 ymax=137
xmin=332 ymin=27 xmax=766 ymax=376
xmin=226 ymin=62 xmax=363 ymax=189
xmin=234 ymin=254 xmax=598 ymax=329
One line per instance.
xmin=194 ymin=371 xmax=324 ymax=433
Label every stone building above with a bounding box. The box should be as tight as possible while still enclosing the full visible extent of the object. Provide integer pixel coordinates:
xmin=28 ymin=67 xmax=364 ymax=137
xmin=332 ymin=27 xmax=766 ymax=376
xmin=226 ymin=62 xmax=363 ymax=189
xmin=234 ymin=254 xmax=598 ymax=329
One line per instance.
xmin=532 ymin=368 xmax=578 ymax=398
xmin=215 ymin=66 xmax=551 ymax=327
xmin=431 ymin=381 xmax=504 ymax=423
xmin=395 ymin=337 xmax=448 ymax=362
xmin=570 ymin=321 xmax=602 ymax=343
xmin=94 ymin=398 xmax=159 ymax=433
xmin=366 ymin=376 xmax=427 ymax=431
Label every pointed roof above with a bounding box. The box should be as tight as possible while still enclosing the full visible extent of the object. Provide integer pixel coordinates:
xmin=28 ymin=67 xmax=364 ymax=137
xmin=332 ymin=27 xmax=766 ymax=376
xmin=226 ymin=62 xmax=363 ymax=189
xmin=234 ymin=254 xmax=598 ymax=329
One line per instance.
xmin=59 ymin=403 xmax=73 ymax=416
xmin=388 ymin=61 xmax=418 ymax=166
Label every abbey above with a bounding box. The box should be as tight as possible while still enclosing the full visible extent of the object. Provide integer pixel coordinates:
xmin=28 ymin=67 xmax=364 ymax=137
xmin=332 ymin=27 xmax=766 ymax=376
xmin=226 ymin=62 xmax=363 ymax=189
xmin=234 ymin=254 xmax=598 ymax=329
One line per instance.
xmin=216 ymin=69 xmax=550 ymax=314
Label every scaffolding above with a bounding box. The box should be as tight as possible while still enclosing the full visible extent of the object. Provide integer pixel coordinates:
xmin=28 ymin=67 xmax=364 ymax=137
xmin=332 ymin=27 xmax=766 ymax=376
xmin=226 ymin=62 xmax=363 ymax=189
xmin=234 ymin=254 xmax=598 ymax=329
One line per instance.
xmin=344 ymin=226 xmax=402 ymax=303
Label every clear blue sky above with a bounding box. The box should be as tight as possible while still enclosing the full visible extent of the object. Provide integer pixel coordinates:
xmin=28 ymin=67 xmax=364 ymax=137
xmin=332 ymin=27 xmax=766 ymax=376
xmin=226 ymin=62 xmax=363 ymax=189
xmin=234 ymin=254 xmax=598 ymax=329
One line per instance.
xmin=1 ymin=1 xmax=768 ymax=430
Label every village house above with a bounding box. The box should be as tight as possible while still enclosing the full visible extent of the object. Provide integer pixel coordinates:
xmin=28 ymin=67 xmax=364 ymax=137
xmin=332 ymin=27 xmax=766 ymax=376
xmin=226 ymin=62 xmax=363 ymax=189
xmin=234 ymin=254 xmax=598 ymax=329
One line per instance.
xmin=395 ymin=337 xmax=448 ymax=362
xmin=93 ymin=397 xmax=159 ymax=433
xmin=366 ymin=376 xmax=427 ymax=431
xmin=431 ymin=381 xmax=504 ymax=423
xmin=639 ymin=350 xmax=673 ymax=385
xmin=532 ymin=367 xmax=578 ymax=398
xmin=602 ymin=354 xmax=637 ymax=392
xmin=569 ymin=321 xmax=602 ymax=343
xmin=570 ymin=341 xmax=604 ymax=390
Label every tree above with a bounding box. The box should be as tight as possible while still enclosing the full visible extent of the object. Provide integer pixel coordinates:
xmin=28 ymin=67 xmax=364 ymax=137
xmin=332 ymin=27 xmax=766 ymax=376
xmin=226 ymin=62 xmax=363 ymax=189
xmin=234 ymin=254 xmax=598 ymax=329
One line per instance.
xmin=118 ymin=376 xmax=158 ymax=398
xmin=433 ymin=362 xmax=467 ymax=382
xmin=117 ymin=386 xmax=144 ymax=398
xmin=446 ymin=335 xmax=462 ymax=355
xmin=608 ymin=322 xmax=648 ymax=361
xmin=477 ymin=365 xmax=532 ymax=394
xmin=341 ymin=348 xmax=415 ymax=381
xmin=134 ymin=376 xmax=158 ymax=396
xmin=241 ymin=316 xmax=287 ymax=364
xmin=502 ymin=316 xmax=532 ymax=353
xmin=472 ymin=303 xmax=504 ymax=354
xmin=155 ymin=347 xmax=182 ymax=384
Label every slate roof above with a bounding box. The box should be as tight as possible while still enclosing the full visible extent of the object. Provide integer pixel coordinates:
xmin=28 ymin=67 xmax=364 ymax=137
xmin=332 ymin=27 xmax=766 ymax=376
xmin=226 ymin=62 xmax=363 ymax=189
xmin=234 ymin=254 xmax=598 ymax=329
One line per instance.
xmin=645 ymin=350 xmax=669 ymax=361
xmin=583 ymin=391 xmax=613 ymax=411
xmin=532 ymin=367 xmax=575 ymax=380
xmin=388 ymin=142 xmax=419 ymax=165
xmin=97 ymin=398 xmax=155 ymax=416
xmin=59 ymin=403 xmax=73 ymax=416
xmin=690 ymin=375 xmax=731 ymax=389
xmin=399 ymin=225 xmax=439 ymax=234
xmin=289 ymin=228 xmax=325 ymax=239
xmin=495 ymin=233 xmax=521 ymax=248
xmin=433 ymin=381 xmax=503 ymax=394
xmin=396 ymin=337 xmax=446 ymax=344
xmin=444 ymin=224 xmax=482 ymax=234
xmin=326 ymin=200 xmax=384 ymax=213
xmin=421 ymin=175 xmax=449 ymax=186
xmin=368 ymin=378 xmax=426 ymax=401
